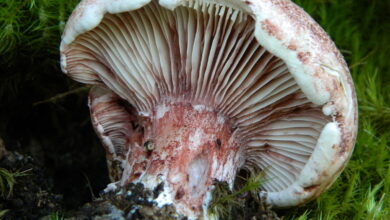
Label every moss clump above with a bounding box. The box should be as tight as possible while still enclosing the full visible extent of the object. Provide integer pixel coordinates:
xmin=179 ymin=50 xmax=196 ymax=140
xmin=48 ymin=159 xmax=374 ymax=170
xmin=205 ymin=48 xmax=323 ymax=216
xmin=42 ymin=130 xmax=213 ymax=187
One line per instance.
xmin=209 ymin=172 xmax=280 ymax=220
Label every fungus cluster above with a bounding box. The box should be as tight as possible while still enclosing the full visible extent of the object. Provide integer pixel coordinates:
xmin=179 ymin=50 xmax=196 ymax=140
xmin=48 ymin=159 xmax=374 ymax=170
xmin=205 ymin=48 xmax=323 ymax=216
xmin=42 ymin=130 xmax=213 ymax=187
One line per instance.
xmin=60 ymin=0 xmax=357 ymax=219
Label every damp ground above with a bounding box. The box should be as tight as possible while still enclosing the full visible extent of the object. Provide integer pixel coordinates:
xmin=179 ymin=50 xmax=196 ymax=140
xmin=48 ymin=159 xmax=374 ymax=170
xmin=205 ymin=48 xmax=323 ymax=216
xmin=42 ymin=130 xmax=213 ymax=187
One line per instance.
xmin=0 ymin=140 xmax=281 ymax=220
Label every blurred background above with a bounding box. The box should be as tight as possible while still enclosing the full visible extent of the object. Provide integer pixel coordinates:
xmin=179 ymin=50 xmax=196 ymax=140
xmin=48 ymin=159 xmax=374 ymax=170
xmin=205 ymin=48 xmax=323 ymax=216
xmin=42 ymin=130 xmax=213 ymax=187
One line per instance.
xmin=0 ymin=0 xmax=389 ymax=219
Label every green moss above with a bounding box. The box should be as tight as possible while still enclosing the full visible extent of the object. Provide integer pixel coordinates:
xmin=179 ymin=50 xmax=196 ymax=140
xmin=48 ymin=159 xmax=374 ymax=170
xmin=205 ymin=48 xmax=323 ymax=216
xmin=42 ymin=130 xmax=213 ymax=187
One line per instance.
xmin=48 ymin=212 xmax=64 ymax=220
xmin=0 ymin=0 xmax=78 ymax=56
xmin=208 ymin=173 xmax=263 ymax=217
xmin=0 ymin=168 xmax=31 ymax=198
xmin=207 ymin=172 xmax=279 ymax=220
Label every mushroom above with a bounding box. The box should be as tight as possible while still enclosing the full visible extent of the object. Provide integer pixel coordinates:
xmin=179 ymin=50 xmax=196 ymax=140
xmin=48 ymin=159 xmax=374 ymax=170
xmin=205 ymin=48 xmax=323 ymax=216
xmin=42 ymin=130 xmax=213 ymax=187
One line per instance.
xmin=60 ymin=0 xmax=357 ymax=218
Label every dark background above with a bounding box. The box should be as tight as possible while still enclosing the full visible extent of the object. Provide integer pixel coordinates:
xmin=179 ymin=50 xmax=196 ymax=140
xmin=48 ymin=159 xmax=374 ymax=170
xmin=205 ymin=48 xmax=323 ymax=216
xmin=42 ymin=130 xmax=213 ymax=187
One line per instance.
xmin=0 ymin=0 xmax=109 ymax=209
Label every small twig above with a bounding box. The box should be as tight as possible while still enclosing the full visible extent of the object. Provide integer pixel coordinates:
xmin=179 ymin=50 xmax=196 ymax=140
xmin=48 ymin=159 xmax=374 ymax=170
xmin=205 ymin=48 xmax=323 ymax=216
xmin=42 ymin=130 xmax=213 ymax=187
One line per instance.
xmin=33 ymin=86 xmax=90 ymax=106
xmin=349 ymin=49 xmax=375 ymax=70
xmin=0 ymin=138 xmax=8 ymax=160
xmin=82 ymin=172 xmax=96 ymax=200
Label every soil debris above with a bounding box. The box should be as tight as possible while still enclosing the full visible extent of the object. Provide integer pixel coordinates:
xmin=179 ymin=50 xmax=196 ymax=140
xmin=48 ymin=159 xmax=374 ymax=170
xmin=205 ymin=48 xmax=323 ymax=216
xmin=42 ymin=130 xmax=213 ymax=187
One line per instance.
xmin=0 ymin=147 xmax=63 ymax=219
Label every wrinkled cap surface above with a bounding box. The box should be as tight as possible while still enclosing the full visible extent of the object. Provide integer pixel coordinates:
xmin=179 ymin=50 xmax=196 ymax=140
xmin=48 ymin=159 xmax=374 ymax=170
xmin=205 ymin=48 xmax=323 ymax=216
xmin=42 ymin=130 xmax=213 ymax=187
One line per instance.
xmin=60 ymin=0 xmax=357 ymax=208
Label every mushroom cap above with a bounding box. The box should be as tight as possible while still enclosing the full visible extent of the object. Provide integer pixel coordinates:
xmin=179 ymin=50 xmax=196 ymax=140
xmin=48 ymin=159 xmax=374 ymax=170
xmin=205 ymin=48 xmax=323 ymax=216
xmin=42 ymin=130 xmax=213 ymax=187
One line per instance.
xmin=60 ymin=0 xmax=357 ymax=208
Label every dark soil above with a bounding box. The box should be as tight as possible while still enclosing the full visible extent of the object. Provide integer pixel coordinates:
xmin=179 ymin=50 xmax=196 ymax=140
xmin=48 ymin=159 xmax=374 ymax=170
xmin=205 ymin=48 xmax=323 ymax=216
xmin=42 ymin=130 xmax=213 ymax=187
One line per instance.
xmin=0 ymin=147 xmax=63 ymax=219
xmin=0 ymin=140 xmax=280 ymax=220
xmin=67 ymin=183 xmax=180 ymax=220
xmin=66 ymin=182 xmax=280 ymax=220
xmin=0 ymin=135 xmax=110 ymax=219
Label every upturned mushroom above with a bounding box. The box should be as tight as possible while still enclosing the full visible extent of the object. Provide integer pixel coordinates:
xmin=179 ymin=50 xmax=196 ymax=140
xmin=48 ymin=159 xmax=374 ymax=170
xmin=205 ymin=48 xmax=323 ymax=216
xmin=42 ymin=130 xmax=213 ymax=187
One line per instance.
xmin=60 ymin=0 xmax=357 ymax=218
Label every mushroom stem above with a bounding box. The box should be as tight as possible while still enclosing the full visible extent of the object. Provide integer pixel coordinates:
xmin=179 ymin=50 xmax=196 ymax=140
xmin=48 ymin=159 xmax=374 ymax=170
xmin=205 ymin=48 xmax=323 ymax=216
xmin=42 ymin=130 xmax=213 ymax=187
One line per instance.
xmin=138 ymin=103 xmax=242 ymax=216
xmin=89 ymin=87 xmax=243 ymax=217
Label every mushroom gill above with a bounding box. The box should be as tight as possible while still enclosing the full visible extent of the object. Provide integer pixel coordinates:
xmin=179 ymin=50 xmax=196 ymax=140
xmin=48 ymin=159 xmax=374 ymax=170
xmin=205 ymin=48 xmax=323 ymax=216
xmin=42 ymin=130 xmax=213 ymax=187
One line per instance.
xmin=61 ymin=0 xmax=357 ymax=218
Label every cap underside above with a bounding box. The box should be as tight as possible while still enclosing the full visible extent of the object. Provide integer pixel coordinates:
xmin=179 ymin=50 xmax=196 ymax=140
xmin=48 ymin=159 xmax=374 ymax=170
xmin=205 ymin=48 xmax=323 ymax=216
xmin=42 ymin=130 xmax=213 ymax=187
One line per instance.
xmin=62 ymin=0 xmax=349 ymax=207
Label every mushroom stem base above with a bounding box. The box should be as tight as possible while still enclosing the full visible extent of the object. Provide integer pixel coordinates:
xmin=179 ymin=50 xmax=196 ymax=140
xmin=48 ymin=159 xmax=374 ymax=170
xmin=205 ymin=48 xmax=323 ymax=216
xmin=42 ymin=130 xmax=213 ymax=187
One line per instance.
xmin=130 ymin=103 xmax=242 ymax=218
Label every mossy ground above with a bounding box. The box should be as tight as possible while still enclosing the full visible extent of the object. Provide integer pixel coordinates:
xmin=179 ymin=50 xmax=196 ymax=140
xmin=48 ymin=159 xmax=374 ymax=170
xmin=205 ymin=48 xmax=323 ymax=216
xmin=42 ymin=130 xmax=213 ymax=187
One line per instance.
xmin=0 ymin=0 xmax=389 ymax=219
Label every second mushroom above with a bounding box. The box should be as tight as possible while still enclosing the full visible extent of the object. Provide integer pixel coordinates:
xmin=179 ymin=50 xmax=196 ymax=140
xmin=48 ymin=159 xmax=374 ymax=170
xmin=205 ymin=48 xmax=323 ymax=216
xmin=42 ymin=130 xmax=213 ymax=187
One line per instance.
xmin=60 ymin=0 xmax=357 ymax=219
